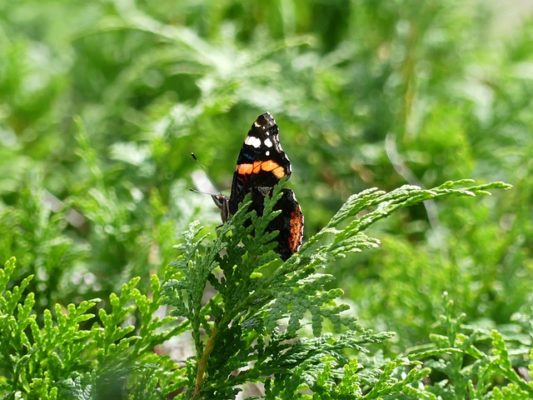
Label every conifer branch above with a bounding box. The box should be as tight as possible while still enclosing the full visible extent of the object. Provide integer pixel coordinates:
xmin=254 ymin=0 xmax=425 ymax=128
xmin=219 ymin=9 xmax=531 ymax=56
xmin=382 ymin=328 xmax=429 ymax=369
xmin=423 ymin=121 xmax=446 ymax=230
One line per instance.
xmin=163 ymin=179 xmax=513 ymax=398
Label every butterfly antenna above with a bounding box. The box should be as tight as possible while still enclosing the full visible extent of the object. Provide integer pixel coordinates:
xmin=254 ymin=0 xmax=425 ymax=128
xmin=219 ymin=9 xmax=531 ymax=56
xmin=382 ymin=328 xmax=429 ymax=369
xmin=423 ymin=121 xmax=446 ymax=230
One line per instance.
xmin=190 ymin=153 xmax=220 ymax=195
xmin=190 ymin=152 xmax=210 ymax=173
xmin=189 ymin=188 xmax=216 ymax=196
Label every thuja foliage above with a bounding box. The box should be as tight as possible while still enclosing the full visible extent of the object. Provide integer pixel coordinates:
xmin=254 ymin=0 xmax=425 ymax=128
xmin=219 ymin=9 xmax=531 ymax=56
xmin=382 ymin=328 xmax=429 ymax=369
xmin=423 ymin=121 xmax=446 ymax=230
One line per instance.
xmin=2 ymin=179 xmax=531 ymax=399
xmin=162 ymin=179 xmax=530 ymax=399
xmin=0 ymin=257 xmax=185 ymax=399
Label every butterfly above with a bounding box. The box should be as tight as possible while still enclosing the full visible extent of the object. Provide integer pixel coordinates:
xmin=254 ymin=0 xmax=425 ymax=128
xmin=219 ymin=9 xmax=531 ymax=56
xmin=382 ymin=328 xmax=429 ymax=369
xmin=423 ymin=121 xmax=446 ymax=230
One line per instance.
xmin=212 ymin=112 xmax=304 ymax=260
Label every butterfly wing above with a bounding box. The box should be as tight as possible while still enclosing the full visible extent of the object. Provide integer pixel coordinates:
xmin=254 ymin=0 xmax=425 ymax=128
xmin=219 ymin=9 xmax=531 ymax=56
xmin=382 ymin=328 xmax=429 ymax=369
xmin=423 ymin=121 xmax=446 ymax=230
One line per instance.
xmin=214 ymin=112 xmax=303 ymax=260
xmin=268 ymin=188 xmax=304 ymax=260
xmin=229 ymin=112 xmax=292 ymax=215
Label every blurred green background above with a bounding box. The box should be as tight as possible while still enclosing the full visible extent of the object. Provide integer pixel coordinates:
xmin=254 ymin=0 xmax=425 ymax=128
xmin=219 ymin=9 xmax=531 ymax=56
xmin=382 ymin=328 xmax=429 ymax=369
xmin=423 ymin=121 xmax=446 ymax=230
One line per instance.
xmin=0 ymin=0 xmax=531 ymax=352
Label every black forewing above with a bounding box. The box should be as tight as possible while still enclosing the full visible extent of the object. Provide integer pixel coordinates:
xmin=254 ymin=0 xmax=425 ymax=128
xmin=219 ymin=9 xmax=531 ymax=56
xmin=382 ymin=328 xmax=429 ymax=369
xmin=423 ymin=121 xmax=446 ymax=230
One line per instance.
xmin=229 ymin=112 xmax=292 ymax=214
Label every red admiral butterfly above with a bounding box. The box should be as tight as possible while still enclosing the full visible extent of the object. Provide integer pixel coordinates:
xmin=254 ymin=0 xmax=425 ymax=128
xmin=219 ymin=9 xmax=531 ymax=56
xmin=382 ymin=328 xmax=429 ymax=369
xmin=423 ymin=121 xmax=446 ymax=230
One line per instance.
xmin=212 ymin=112 xmax=304 ymax=260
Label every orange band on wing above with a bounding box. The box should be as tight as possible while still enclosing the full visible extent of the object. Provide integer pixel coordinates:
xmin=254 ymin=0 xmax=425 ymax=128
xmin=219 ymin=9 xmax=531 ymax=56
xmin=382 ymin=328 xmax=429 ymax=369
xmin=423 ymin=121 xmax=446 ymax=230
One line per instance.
xmin=236 ymin=161 xmax=286 ymax=179
xmin=236 ymin=163 xmax=254 ymax=175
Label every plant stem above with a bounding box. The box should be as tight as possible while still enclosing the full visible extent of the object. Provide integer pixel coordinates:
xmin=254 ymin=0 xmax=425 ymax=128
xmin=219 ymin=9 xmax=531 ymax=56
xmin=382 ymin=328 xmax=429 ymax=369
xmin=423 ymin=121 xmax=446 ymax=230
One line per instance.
xmin=191 ymin=324 xmax=219 ymax=400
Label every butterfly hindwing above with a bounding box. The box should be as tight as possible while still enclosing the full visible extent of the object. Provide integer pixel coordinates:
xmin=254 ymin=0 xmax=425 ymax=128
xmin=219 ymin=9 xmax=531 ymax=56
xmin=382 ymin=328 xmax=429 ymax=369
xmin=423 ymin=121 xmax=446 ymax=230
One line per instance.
xmin=267 ymin=188 xmax=304 ymax=260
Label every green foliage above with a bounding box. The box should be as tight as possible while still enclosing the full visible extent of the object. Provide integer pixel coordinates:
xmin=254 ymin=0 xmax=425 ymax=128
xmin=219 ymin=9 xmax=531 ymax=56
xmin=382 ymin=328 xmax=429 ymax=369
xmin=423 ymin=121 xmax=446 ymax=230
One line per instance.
xmin=159 ymin=179 xmax=525 ymax=399
xmin=0 ymin=0 xmax=532 ymax=399
xmin=0 ymin=173 xmax=86 ymax=313
xmin=0 ymin=257 xmax=183 ymax=400
xmin=409 ymin=294 xmax=533 ymax=399
xmin=3 ymin=178 xmax=528 ymax=399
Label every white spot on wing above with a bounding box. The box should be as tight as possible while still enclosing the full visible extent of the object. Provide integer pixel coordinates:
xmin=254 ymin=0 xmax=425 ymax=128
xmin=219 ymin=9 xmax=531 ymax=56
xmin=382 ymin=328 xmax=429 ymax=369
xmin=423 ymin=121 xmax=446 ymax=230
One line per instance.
xmin=265 ymin=150 xmax=270 ymax=156
xmin=245 ymin=136 xmax=261 ymax=148
xmin=264 ymin=138 xmax=273 ymax=147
